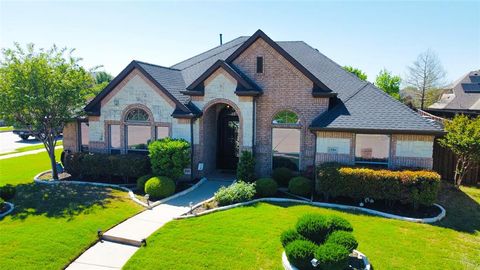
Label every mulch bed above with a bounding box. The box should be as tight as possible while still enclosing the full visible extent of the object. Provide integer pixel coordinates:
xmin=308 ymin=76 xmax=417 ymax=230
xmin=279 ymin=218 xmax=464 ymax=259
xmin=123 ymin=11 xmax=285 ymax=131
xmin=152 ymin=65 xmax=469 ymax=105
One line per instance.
xmin=37 ymin=171 xmax=72 ymax=181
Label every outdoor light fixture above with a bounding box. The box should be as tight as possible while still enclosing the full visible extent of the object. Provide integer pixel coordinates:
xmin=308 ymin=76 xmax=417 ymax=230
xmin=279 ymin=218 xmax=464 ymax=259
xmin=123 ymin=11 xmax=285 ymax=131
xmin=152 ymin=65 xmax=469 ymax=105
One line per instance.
xmin=145 ymin=194 xmax=150 ymax=207
xmin=189 ymin=202 xmax=193 ymax=213
xmin=311 ymin=258 xmax=319 ymax=267
xmin=97 ymin=229 xmax=103 ymax=240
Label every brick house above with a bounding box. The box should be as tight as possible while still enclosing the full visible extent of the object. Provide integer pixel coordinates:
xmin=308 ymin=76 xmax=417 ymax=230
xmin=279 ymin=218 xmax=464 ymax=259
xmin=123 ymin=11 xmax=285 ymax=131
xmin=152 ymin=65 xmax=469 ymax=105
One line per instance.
xmin=63 ymin=30 xmax=443 ymax=178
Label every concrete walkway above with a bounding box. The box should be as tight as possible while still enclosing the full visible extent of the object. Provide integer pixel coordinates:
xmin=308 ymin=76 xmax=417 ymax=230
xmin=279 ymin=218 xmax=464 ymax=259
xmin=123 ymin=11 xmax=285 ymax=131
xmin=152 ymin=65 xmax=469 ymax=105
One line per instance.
xmin=66 ymin=177 xmax=233 ymax=270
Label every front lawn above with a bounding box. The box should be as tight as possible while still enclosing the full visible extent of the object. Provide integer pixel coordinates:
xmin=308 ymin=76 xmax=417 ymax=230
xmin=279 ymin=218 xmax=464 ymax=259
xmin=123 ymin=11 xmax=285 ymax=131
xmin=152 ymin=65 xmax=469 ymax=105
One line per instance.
xmin=0 ymin=149 xmax=143 ymax=270
xmin=125 ymin=184 xmax=480 ymax=270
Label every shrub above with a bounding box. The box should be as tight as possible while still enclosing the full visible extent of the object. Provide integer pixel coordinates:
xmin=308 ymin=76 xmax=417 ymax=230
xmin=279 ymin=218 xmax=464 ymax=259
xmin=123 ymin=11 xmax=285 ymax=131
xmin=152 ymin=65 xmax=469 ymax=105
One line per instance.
xmin=280 ymin=228 xmax=306 ymax=248
xmin=288 ymin=176 xmax=312 ymax=197
xmin=285 ymin=240 xmax=317 ymax=270
xmin=272 ymin=167 xmax=293 ymax=187
xmin=314 ymin=243 xmax=350 ymax=270
xmin=0 ymin=184 xmax=16 ymax=201
xmin=326 ymin=231 xmax=358 ymax=252
xmin=148 ymin=138 xmax=190 ymax=181
xmin=273 ymin=156 xmax=298 ymax=171
xmin=0 ymin=197 xmax=4 ymax=207
xmin=237 ymin=151 xmax=256 ymax=182
xmin=255 ymin=178 xmax=277 ymax=197
xmin=329 ymin=215 xmax=353 ymax=232
xmin=136 ymin=174 xmax=152 ymax=192
xmin=295 ymin=214 xmax=331 ymax=244
xmin=144 ymin=176 xmax=175 ymax=199
xmin=317 ymin=165 xmax=441 ymax=207
xmin=214 ymin=181 xmax=255 ymax=206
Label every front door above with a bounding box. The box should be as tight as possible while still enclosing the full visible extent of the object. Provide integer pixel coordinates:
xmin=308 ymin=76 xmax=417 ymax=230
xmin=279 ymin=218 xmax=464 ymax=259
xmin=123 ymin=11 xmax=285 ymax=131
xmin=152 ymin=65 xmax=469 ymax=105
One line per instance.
xmin=217 ymin=106 xmax=239 ymax=170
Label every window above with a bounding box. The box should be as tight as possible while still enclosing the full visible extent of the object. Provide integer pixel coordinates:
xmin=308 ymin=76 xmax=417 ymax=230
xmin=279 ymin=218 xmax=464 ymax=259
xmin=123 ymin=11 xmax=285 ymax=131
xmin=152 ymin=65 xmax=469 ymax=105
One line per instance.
xmin=127 ymin=125 xmax=151 ymax=151
xmin=109 ymin=124 xmax=121 ymax=153
xmin=80 ymin=122 xmax=89 ymax=151
xmin=272 ymin=128 xmax=300 ymax=171
xmin=156 ymin=126 xmax=169 ymax=140
xmin=272 ymin=110 xmax=299 ymax=124
xmin=355 ymin=134 xmax=390 ymax=164
xmin=256 ymin=56 xmax=264 ymax=74
xmin=125 ymin=108 xmax=149 ymax=122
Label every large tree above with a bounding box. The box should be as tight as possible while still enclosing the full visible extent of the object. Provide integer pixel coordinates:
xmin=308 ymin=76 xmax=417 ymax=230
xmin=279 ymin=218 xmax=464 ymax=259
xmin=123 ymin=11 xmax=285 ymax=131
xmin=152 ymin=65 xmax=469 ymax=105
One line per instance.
xmin=0 ymin=43 xmax=95 ymax=179
xmin=439 ymin=115 xmax=480 ymax=188
xmin=343 ymin=66 xmax=367 ymax=81
xmin=406 ymin=49 xmax=446 ymax=110
xmin=375 ymin=69 xmax=401 ymax=100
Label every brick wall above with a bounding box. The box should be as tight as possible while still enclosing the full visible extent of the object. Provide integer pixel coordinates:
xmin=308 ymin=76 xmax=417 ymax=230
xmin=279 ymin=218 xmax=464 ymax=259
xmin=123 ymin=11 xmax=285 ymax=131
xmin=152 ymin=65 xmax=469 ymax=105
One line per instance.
xmin=63 ymin=122 xmax=78 ymax=152
xmin=315 ymin=131 xmax=355 ymax=165
xmin=232 ymin=38 xmax=329 ymax=176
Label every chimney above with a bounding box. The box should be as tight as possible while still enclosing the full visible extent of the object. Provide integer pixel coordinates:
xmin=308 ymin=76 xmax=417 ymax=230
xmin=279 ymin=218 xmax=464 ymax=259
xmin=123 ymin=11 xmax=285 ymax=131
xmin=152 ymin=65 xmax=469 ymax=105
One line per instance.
xmin=219 ymin=34 xmax=223 ymax=45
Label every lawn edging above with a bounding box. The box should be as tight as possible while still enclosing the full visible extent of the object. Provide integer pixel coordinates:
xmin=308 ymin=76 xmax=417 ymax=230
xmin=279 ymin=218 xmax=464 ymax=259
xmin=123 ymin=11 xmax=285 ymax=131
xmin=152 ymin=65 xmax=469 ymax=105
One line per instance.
xmin=0 ymin=202 xmax=14 ymax=218
xmin=33 ymin=170 xmax=207 ymax=209
xmin=176 ymin=197 xmax=446 ymax=224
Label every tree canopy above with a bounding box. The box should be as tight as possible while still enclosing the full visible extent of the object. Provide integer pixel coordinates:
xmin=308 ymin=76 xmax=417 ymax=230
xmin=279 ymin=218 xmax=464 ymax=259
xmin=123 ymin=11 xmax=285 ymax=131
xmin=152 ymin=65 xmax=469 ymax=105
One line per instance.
xmin=343 ymin=66 xmax=367 ymax=81
xmin=375 ymin=69 xmax=401 ymax=100
xmin=0 ymin=43 xmax=96 ymax=179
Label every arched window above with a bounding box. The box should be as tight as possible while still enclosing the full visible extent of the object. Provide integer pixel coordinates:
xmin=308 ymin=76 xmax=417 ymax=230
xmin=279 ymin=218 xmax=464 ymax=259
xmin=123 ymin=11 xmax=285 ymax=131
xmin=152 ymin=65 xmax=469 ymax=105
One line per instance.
xmin=125 ymin=108 xmax=149 ymax=122
xmin=272 ymin=110 xmax=299 ymax=124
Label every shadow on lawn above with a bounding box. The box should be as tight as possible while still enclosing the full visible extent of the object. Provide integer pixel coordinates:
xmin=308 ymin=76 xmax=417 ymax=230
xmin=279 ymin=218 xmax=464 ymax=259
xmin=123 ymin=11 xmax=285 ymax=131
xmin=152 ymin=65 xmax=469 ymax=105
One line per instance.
xmin=434 ymin=182 xmax=480 ymax=234
xmin=10 ymin=183 xmax=116 ymax=221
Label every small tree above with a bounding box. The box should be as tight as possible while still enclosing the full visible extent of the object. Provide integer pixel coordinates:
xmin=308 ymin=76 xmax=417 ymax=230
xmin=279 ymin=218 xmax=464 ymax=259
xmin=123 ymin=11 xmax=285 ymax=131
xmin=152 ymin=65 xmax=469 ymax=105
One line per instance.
xmin=148 ymin=138 xmax=190 ymax=181
xmin=439 ymin=115 xmax=480 ymax=188
xmin=343 ymin=66 xmax=367 ymax=81
xmin=0 ymin=43 xmax=94 ymax=179
xmin=237 ymin=151 xmax=256 ymax=182
xmin=375 ymin=69 xmax=401 ymax=100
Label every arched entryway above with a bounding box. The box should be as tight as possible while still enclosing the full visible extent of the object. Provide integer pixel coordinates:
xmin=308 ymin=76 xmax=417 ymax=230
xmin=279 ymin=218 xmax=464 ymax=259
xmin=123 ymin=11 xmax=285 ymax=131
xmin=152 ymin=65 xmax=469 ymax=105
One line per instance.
xmin=201 ymin=101 xmax=242 ymax=174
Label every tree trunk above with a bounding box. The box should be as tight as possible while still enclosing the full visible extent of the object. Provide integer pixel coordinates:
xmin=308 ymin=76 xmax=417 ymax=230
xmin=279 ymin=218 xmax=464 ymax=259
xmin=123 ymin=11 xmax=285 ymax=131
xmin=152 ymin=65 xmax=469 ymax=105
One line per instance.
xmin=48 ymin=142 xmax=59 ymax=180
xmin=454 ymin=157 xmax=469 ymax=189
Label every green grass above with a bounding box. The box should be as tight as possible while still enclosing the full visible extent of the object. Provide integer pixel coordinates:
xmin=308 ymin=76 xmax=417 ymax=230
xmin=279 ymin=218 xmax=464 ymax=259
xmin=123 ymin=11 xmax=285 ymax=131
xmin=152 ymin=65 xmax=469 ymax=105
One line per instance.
xmin=0 ymin=148 xmax=63 ymax=186
xmin=0 ymin=141 xmax=63 ymax=156
xmin=0 ymin=148 xmax=143 ymax=270
xmin=125 ymin=184 xmax=480 ymax=270
xmin=0 ymin=126 xmax=13 ymax=132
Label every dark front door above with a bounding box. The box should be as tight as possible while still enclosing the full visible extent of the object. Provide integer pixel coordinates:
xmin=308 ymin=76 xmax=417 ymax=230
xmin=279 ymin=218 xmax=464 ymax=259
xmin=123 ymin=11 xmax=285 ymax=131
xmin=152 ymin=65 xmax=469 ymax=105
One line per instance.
xmin=217 ymin=106 xmax=239 ymax=170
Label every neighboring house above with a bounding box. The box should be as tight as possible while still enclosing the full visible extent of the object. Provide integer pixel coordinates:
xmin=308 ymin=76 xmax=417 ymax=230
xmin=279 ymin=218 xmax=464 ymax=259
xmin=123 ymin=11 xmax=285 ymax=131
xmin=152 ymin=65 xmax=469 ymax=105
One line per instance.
xmin=63 ymin=30 xmax=443 ymax=178
xmin=428 ymin=70 xmax=480 ymax=117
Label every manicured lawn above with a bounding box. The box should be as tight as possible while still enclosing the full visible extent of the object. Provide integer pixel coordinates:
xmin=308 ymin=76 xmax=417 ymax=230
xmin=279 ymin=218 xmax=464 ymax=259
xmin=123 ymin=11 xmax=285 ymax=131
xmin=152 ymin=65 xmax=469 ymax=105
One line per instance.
xmin=0 ymin=148 xmax=63 ymax=186
xmin=0 ymin=149 xmax=143 ymax=269
xmin=0 ymin=126 xmax=13 ymax=132
xmin=125 ymin=184 xmax=480 ymax=270
xmin=0 ymin=142 xmax=63 ymax=156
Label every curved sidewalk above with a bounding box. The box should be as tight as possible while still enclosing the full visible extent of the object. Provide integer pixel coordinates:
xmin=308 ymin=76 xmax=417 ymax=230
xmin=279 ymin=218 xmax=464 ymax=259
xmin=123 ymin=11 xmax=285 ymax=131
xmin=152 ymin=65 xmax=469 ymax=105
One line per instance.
xmin=66 ymin=178 xmax=232 ymax=270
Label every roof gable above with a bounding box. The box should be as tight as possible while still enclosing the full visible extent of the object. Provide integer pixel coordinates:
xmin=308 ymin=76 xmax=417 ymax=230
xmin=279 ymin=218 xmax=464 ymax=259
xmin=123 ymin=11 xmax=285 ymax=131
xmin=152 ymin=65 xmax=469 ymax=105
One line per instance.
xmin=182 ymin=60 xmax=262 ymax=96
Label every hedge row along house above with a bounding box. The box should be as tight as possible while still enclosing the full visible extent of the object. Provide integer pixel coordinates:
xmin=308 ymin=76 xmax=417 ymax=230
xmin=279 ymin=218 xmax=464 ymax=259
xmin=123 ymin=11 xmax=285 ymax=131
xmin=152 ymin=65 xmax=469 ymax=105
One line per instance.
xmin=63 ymin=30 xmax=444 ymax=178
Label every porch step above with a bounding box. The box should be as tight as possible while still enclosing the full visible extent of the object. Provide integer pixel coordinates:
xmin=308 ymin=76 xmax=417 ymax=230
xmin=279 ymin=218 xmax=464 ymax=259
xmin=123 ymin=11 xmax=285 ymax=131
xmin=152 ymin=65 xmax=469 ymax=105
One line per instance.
xmin=101 ymin=234 xmax=145 ymax=247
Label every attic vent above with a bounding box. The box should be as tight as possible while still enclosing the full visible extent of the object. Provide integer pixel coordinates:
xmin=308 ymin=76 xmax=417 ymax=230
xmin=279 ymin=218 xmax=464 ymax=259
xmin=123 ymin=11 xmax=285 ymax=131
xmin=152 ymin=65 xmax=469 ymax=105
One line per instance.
xmin=256 ymin=57 xmax=264 ymax=74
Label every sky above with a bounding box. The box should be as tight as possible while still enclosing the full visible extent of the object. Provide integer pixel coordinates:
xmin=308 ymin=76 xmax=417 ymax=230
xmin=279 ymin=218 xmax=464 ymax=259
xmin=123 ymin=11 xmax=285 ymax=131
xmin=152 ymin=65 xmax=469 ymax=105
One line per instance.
xmin=1 ymin=0 xmax=479 ymax=85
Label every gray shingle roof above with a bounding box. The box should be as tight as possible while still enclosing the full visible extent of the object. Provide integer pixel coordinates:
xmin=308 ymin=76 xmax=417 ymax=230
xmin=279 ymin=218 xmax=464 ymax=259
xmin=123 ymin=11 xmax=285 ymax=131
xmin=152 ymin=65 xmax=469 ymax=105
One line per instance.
xmin=429 ymin=70 xmax=480 ymax=111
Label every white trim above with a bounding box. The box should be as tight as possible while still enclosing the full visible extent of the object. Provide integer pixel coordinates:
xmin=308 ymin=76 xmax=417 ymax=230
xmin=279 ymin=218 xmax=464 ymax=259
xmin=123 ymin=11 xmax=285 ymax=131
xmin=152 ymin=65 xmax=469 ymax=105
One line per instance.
xmin=0 ymin=202 xmax=14 ymax=218
xmin=176 ymin=197 xmax=446 ymax=224
xmin=33 ymin=170 xmax=207 ymax=210
xmin=282 ymin=250 xmax=371 ymax=270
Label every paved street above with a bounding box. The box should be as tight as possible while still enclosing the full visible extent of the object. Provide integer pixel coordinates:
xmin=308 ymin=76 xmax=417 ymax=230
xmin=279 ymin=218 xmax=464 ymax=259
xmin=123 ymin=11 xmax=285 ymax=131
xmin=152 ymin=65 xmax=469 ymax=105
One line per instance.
xmin=0 ymin=131 xmax=43 ymax=154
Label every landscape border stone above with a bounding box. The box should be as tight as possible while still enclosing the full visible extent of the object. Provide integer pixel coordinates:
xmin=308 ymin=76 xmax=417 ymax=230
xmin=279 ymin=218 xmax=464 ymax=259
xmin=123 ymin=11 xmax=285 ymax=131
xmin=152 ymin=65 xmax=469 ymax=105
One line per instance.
xmin=0 ymin=201 xmax=14 ymax=218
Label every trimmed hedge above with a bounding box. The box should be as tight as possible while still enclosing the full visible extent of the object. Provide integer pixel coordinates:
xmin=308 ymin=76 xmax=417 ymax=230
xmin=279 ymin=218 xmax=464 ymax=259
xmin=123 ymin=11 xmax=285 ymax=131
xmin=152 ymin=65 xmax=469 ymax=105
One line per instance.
xmin=272 ymin=167 xmax=293 ymax=187
xmin=237 ymin=151 xmax=256 ymax=183
xmin=329 ymin=215 xmax=353 ymax=232
xmin=317 ymin=163 xmax=441 ymax=207
xmin=295 ymin=214 xmax=331 ymax=245
xmin=280 ymin=228 xmax=306 ymax=248
xmin=148 ymin=138 xmax=190 ymax=181
xmin=0 ymin=184 xmax=16 ymax=201
xmin=214 ymin=181 xmax=255 ymax=206
xmin=285 ymin=240 xmax=317 ymax=270
xmin=314 ymin=243 xmax=350 ymax=270
xmin=326 ymin=231 xmax=358 ymax=252
xmin=64 ymin=152 xmax=150 ymax=183
xmin=288 ymin=176 xmax=312 ymax=197
xmin=136 ymin=174 xmax=152 ymax=192
xmin=255 ymin=178 xmax=278 ymax=197
xmin=144 ymin=176 xmax=175 ymax=199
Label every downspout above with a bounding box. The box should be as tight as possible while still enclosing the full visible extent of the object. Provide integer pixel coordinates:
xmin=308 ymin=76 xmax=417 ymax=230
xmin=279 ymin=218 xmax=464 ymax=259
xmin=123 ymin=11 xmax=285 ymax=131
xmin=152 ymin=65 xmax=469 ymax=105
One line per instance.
xmin=310 ymin=129 xmax=317 ymax=202
xmin=190 ymin=118 xmax=195 ymax=181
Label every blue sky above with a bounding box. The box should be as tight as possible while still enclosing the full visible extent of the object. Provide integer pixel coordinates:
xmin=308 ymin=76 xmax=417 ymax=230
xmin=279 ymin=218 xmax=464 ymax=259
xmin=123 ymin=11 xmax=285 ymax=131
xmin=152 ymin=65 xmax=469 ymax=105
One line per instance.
xmin=1 ymin=1 xmax=479 ymax=84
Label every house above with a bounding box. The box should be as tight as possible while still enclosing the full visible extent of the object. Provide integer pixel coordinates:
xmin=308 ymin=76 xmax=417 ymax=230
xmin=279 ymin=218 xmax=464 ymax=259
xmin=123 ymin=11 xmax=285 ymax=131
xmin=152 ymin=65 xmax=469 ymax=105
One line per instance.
xmin=63 ymin=30 xmax=443 ymax=178
xmin=428 ymin=70 xmax=480 ymax=117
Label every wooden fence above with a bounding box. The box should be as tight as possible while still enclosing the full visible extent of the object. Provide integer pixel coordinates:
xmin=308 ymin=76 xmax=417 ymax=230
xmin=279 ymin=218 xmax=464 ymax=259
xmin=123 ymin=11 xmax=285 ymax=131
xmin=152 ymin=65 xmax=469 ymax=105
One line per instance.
xmin=433 ymin=139 xmax=480 ymax=186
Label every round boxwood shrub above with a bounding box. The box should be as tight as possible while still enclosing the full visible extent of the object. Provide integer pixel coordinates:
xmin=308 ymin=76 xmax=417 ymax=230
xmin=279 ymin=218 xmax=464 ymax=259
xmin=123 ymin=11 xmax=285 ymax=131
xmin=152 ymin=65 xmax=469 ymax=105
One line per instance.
xmin=326 ymin=231 xmax=358 ymax=252
xmin=255 ymin=178 xmax=278 ymax=197
xmin=0 ymin=184 xmax=16 ymax=201
xmin=144 ymin=176 xmax=175 ymax=199
xmin=314 ymin=243 xmax=350 ymax=270
xmin=329 ymin=215 xmax=353 ymax=232
xmin=295 ymin=214 xmax=331 ymax=244
xmin=272 ymin=167 xmax=293 ymax=187
xmin=280 ymin=228 xmax=306 ymax=247
xmin=136 ymin=174 xmax=152 ymax=193
xmin=285 ymin=240 xmax=317 ymax=270
xmin=288 ymin=176 xmax=312 ymax=197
